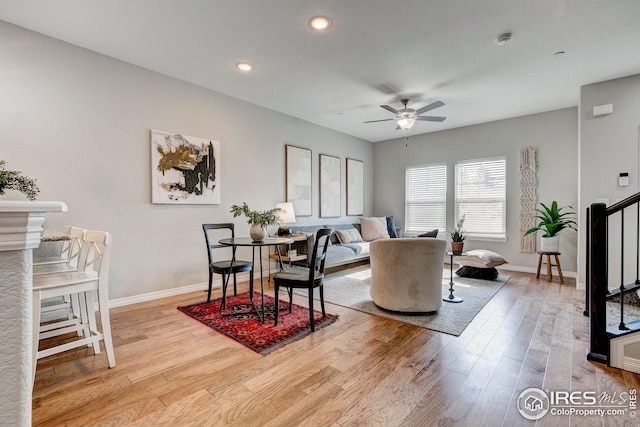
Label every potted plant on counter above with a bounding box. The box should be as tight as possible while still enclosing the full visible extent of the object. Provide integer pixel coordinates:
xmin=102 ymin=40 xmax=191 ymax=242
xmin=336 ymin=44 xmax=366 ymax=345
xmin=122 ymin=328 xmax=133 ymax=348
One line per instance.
xmin=524 ymin=201 xmax=577 ymax=252
xmin=0 ymin=160 xmax=40 ymax=201
xmin=230 ymin=202 xmax=283 ymax=241
xmin=448 ymin=215 xmax=467 ymax=255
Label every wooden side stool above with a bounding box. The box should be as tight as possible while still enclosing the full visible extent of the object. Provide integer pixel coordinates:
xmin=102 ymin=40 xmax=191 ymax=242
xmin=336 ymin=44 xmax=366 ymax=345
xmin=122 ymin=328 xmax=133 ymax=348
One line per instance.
xmin=536 ymin=251 xmax=564 ymax=283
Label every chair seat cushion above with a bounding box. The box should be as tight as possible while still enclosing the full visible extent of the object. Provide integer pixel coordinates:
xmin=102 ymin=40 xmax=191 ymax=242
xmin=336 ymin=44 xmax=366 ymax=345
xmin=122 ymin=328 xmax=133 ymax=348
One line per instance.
xmin=211 ymin=260 xmax=253 ymax=273
xmin=273 ymin=269 xmax=323 ymax=288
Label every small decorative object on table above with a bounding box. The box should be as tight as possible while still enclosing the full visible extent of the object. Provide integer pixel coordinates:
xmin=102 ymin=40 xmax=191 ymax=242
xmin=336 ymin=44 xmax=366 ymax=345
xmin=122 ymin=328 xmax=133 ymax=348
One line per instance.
xmin=448 ymin=214 xmax=467 ymax=255
xmin=230 ymin=202 xmax=283 ymax=242
xmin=0 ymin=160 xmax=40 ymax=200
xmin=524 ymin=201 xmax=577 ymax=253
xmin=275 ymin=202 xmax=296 ymax=236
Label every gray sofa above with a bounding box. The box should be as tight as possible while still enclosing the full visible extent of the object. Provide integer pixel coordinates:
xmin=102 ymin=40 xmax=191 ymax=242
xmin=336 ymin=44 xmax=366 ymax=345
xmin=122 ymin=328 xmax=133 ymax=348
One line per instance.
xmin=288 ymin=223 xmax=403 ymax=268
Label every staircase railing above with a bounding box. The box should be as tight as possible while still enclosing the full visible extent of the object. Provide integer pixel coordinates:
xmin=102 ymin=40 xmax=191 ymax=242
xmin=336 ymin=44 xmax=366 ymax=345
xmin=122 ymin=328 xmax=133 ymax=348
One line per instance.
xmin=587 ymin=192 xmax=640 ymax=364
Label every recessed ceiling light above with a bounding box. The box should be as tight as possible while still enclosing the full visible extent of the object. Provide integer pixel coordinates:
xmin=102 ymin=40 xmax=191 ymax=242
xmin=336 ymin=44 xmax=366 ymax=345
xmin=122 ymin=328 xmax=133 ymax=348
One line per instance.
xmin=236 ymin=62 xmax=253 ymax=72
xmin=310 ymin=16 xmax=331 ymax=30
xmin=495 ymin=32 xmax=512 ymax=46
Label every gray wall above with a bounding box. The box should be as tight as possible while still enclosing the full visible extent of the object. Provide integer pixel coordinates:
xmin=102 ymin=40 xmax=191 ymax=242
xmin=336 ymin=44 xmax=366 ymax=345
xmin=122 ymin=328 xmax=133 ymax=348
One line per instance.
xmin=373 ymin=108 xmax=579 ymax=273
xmin=0 ymin=21 xmax=373 ymax=302
xmin=579 ymin=74 xmax=640 ymax=286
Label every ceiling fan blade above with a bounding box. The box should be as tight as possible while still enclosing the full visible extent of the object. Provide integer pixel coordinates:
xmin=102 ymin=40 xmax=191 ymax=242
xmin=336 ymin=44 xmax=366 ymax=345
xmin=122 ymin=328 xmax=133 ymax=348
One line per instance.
xmin=414 ymin=100 xmax=445 ymax=115
xmin=415 ymin=115 xmax=447 ymax=122
xmin=363 ymin=118 xmax=394 ymax=123
xmin=380 ymin=105 xmax=399 ymax=114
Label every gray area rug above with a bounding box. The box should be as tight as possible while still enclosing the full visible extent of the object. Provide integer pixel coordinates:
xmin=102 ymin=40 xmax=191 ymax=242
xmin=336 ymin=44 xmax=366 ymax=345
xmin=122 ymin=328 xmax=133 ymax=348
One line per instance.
xmin=296 ymin=265 xmax=510 ymax=336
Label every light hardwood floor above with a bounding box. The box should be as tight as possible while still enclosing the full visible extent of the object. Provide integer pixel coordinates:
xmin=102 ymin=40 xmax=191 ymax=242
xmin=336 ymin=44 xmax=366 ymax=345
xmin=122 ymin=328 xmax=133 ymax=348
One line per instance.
xmin=33 ymin=271 xmax=640 ymax=426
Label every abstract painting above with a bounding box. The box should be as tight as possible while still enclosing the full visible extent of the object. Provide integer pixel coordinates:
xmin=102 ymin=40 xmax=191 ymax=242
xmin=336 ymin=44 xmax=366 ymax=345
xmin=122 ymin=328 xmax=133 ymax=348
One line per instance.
xmin=151 ymin=130 xmax=220 ymax=204
xmin=286 ymin=144 xmax=312 ymax=216
xmin=346 ymin=158 xmax=364 ymax=216
xmin=320 ymin=154 xmax=340 ymax=217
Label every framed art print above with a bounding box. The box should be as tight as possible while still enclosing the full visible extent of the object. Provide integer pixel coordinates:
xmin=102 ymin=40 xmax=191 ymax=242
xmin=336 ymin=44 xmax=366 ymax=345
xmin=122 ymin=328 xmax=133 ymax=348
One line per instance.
xmin=151 ymin=130 xmax=220 ymax=204
xmin=346 ymin=158 xmax=364 ymax=216
xmin=285 ymin=144 xmax=312 ymax=216
xmin=319 ymin=154 xmax=340 ymax=217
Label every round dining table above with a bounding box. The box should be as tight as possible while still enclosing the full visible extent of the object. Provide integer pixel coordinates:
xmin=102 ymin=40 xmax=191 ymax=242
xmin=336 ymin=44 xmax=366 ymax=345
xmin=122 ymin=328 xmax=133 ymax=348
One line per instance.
xmin=219 ymin=236 xmax=293 ymax=322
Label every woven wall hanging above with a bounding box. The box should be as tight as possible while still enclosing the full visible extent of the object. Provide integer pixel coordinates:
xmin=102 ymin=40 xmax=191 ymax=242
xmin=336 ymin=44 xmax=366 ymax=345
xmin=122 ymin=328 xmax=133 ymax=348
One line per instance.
xmin=519 ymin=147 xmax=538 ymax=252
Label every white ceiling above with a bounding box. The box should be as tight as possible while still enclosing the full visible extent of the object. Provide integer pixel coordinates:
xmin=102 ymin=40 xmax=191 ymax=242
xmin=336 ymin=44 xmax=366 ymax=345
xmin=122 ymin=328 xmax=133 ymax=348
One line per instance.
xmin=1 ymin=1 xmax=640 ymax=142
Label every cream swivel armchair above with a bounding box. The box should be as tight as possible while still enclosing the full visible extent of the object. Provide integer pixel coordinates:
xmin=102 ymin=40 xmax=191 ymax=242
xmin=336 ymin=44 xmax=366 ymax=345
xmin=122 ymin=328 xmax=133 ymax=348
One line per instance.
xmin=369 ymin=237 xmax=446 ymax=313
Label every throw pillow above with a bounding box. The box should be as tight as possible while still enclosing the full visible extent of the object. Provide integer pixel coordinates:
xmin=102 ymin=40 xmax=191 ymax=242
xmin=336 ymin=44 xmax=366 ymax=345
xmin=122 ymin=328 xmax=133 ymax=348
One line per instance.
xmin=360 ymin=217 xmax=390 ymax=241
xmin=385 ymin=216 xmax=398 ymax=238
xmin=455 ymin=249 xmax=507 ymax=268
xmin=335 ymin=228 xmax=364 ymax=244
xmin=329 ymin=224 xmax=359 ymax=244
xmin=456 ymin=266 xmax=499 ymax=280
xmin=417 ymin=229 xmax=438 ymax=238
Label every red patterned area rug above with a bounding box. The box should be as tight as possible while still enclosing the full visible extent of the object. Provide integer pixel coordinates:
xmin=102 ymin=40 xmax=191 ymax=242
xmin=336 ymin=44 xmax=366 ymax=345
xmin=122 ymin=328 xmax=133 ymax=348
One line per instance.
xmin=178 ymin=292 xmax=338 ymax=355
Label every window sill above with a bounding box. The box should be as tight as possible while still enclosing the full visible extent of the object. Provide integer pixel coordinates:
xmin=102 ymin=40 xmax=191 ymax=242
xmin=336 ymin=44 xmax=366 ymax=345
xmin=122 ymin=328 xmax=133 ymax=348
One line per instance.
xmin=466 ymin=235 xmax=507 ymax=243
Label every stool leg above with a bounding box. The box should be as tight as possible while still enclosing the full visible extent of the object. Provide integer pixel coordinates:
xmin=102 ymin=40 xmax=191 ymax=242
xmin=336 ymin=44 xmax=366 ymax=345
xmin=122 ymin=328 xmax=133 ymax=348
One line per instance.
xmin=536 ymin=254 xmax=543 ymax=279
xmin=555 ymin=255 xmax=565 ymax=283
xmin=546 ymin=255 xmax=552 ymax=281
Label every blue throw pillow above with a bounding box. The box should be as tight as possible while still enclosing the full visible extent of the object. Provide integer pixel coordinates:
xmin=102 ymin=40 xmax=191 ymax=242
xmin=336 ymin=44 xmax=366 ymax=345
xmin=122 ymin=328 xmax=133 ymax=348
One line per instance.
xmin=386 ymin=216 xmax=398 ymax=238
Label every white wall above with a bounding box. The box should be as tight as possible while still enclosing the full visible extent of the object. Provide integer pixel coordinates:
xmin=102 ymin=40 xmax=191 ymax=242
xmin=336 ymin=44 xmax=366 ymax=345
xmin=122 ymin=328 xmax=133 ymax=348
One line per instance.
xmin=373 ymin=108 xmax=579 ymax=273
xmin=579 ymin=74 xmax=640 ymax=286
xmin=0 ymin=21 xmax=373 ymax=301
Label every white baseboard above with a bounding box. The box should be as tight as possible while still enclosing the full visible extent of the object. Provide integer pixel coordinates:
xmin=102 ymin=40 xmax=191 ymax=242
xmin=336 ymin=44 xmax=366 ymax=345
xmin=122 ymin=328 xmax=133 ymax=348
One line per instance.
xmin=108 ymin=271 xmax=260 ymax=308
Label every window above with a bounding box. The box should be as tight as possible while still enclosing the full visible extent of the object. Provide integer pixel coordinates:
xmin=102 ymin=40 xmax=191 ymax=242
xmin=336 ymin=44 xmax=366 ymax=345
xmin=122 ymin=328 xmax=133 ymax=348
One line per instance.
xmin=455 ymin=157 xmax=506 ymax=240
xmin=405 ymin=163 xmax=447 ymax=234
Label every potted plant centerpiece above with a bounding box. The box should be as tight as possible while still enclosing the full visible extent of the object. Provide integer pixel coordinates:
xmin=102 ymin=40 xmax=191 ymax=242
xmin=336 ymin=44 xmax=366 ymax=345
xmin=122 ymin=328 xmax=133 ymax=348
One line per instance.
xmin=230 ymin=202 xmax=283 ymax=242
xmin=448 ymin=215 xmax=467 ymax=255
xmin=0 ymin=160 xmax=40 ymax=201
xmin=524 ymin=201 xmax=577 ymax=252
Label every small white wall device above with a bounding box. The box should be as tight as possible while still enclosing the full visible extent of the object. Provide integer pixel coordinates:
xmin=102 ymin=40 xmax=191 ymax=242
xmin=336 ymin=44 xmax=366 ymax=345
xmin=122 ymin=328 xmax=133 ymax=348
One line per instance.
xmin=593 ymin=104 xmax=613 ymax=117
xmin=619 ymin=172 xmax=629 ymax=187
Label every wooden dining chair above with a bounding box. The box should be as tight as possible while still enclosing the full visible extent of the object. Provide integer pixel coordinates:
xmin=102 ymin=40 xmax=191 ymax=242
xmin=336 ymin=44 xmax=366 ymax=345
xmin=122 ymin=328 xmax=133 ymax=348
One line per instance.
xmin=273 ymin=228 xmax=333 ymax=331
xmin=32 ymin=230 xmax=115 ymax=384
xmin=202 ymin=223 xmax=254 ymax=309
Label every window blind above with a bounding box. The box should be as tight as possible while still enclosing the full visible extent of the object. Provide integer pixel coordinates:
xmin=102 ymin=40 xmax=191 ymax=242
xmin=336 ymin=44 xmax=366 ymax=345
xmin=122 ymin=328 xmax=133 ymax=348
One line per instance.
xmin=455 ymin=157 xmax=506 ymax=240
xmin=405 ymin=163 xmax=447 ymax=234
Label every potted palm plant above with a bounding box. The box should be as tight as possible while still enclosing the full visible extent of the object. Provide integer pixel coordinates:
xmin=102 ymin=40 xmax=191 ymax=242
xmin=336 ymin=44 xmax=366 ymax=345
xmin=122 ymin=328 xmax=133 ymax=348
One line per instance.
xmin=448 ymin=215 xmax=467 ymax=255
xmin=524 ymin=201 xmax=577 ymax=252
xmin=230 ymin=202 xmax=283 ymax=241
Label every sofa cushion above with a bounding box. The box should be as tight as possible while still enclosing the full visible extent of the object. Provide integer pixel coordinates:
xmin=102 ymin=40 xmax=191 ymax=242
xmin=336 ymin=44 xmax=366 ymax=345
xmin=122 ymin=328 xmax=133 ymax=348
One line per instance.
xmin=455 ymin=249 xmax=507 ymax=268
xmin=342 ymin=241 xmax=370 ymax=256
xmin=325 ymin=245 xmax=362 ymax=266
xmin=455 ymin=266 xmax=499 ymax=280
xmin=335 ymin=228 xmax=364 ymax=244
xmin=360 ymin=216 xmax=390 ymax=241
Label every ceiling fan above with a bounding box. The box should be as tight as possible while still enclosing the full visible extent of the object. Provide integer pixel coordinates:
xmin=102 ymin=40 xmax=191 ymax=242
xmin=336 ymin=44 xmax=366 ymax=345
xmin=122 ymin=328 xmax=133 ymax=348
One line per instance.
xmin=364 ymin=98 xmax=446 ymax=131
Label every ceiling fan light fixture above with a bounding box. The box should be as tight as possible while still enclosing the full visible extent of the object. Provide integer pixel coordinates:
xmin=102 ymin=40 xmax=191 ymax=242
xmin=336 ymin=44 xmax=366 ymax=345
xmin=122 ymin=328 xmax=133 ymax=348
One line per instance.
xmin=396 ymin=117 xmax=416 ymax=130
xmin=236 ymin=62 xmax=253 ymax=72
xmin=310 ymin=16 xmax=331 ymax=30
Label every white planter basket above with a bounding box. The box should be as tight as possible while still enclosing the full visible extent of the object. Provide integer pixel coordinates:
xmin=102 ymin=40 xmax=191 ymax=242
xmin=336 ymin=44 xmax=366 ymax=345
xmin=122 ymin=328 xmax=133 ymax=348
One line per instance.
xmin=540 ymin=235 xmax=560 ymax=252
